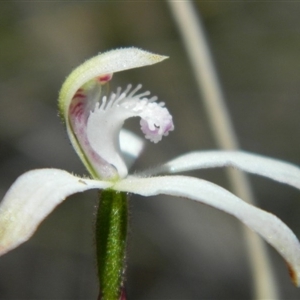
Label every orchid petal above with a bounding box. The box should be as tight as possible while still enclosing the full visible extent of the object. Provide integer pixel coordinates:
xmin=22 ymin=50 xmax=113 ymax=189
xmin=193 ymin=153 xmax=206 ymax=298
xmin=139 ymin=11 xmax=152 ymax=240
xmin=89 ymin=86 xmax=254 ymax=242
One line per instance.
xmin=149 ymin=150 xmax=300 ymax=190
xmin=58 ymin=48 xmax=168 ymax=179
xmin=0 ymin=169 xmax=112 ymax=256
xmin=58 ymin=48 xmax=168 ymax=119
xmin=119 ymin=129 xmax=144 ymax=169
xmin=115 ymin=175 xmax=300 ymax=286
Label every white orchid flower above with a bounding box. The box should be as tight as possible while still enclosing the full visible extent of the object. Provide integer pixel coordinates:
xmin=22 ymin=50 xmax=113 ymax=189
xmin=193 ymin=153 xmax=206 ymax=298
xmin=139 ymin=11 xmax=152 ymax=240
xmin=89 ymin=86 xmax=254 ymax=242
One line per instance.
xmin=0 ymin=48 xmax=300 ymax=299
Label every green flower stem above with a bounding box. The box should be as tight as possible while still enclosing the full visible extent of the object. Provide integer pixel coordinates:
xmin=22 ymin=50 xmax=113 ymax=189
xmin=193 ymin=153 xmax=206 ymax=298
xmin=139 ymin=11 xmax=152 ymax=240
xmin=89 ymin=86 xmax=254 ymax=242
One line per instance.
xmin=95 ymin=190 xmax=128 ymax=300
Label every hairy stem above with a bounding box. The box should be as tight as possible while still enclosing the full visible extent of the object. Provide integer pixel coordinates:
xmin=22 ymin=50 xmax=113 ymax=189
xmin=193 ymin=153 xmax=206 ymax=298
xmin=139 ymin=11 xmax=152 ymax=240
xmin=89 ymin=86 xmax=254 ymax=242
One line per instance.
xmin=95 ymin=190 xmax=128 ymax=300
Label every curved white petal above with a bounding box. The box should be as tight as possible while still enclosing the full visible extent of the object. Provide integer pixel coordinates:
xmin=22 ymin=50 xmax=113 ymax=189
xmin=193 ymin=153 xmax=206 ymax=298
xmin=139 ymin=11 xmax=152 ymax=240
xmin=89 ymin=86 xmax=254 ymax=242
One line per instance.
xmin=58 ymin=47 xmax=168 ymax=179
xmin=120 ymin=129 xmax=144 ymax=169
xmin=0 ymin=169 xmax=112 ymax=256
xmin=58 ymin=47 xmax=168 ymax=119
xmin=148 ymin=150 xmax=300 ymax=190
xmin=115 ymin=175 xmax=300 ymax=286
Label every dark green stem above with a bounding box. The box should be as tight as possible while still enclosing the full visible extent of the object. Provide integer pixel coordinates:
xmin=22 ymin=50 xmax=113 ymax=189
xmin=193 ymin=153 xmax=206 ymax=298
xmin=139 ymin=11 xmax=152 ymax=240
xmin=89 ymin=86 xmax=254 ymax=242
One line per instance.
xmin=95 ymin=190 xmax=128 ymax=300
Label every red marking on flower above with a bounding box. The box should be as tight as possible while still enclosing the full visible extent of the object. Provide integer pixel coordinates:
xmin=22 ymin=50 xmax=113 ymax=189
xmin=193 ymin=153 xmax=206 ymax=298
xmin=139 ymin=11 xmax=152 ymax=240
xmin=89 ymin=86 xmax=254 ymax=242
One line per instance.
xmin=97 ymin=287 xmax=126 ymax=300
xmin=286 ymin=261 xmax=298 ymax=286
xmin=97 ymin=73 xmax=113 ymax=84
xmin=119 ymin=287 xmax=127 ymax=300
xmin=70 ymin=101 xmax=84 ymax=119
xmin=73 ymin=93 xmax=85 ymax=99
xmin=72 ymin=89 xmax=86 ymax=100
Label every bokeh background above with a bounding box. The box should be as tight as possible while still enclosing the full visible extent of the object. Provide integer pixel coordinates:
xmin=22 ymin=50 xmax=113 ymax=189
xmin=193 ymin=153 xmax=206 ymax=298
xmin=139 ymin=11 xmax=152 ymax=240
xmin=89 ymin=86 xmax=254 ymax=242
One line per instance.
xmin=1 ymin=1 xmax=300 ymax=299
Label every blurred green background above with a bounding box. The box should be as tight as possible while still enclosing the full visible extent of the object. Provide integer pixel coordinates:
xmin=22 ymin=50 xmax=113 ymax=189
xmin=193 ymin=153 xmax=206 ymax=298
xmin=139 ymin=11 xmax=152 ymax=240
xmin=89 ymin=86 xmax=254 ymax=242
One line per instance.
xmin=1 ymin=1 xmax=300 ymax=299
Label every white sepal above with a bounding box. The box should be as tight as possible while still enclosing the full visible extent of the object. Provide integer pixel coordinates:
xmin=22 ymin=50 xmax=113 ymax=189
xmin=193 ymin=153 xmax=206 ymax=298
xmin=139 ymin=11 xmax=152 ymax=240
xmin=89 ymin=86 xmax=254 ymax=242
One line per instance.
xmin=0 ymin=169 xmax=112 ymax=256
xmin=149 ymin=151 xmax=300 ymax=190
xmin=115 ymin=175 xmax=300 ymax=286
